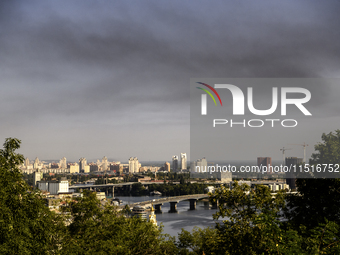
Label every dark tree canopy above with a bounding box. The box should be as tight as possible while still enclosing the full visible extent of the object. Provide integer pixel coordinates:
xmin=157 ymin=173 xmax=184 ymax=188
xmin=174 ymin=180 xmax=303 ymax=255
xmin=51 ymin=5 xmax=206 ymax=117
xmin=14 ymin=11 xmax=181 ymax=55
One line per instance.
xmin=0 ymin=138 xmax=177 ymax=254
xmin=286 ymin=130 xmax=340 ymax=229
xmin=0 ymin=138 xmax=65 ymax=254
xmin=2 ymin=133 xmax=340 ymax=254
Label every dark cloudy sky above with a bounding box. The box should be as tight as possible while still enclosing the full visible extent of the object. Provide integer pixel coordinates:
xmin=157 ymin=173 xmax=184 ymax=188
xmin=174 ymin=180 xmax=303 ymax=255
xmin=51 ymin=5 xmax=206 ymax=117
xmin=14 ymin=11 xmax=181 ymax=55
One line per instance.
xmin=1 ymin=0 xmax=340 ymax=162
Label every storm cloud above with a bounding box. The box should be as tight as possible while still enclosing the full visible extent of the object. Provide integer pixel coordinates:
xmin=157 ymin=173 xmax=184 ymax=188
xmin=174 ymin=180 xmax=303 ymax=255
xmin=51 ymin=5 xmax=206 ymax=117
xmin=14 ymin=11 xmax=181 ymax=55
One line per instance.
xmin=1 ymin=0 xmax=340 ymax=162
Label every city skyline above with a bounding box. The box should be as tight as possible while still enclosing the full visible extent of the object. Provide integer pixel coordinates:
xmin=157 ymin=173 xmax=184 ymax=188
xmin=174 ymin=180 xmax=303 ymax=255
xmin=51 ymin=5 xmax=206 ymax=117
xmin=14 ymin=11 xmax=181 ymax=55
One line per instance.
xmin=1 ymin=1 xmax=340 ymax=162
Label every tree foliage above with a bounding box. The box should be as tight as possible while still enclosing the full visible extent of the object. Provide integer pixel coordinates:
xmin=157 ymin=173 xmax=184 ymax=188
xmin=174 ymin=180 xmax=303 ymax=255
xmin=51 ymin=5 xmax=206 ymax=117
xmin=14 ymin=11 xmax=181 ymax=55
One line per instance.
xmin=3 ymin=132 xmax=340 ymax=254
xmin=310 ymin=130 xmax=340 ymax=166
xmin=210 ymin=182 xmax=290 ymax=254
xmin=177 ymin=131 xmax=340 ymax=254
xmin=0 ymin=138 xmax=65 ymax=254
xmin=61 ymin=190 xmax=177 ymax=254
xmin=178 ymin=180 xmax=340 ymax=254
xmin=286 ymin=130 xmax=340 ymax=229
xmin=177 ymin=227 xmax=220 ymax=255
xmin=0 ymin=138 xmax=177 ymax=254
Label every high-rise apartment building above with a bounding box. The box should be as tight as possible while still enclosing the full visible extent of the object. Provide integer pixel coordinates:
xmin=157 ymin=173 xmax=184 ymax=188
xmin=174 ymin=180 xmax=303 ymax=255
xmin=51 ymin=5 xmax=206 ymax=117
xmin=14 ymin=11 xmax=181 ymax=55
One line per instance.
xmin=257 ymin=157 xmax=272 ymax=173
xmin=34 ymin=157 xmax=40 ymax=169
xmin=25 ymin=157 xmax=30 ymax=168
xmin=190 ymin=157 xmax=208 ymax=178
xmin=59 ymin=157 xmax=67 ymax=169
xmin=164 ymin=162 xmax=170 ymax=172
xmin=172 ymin=156 xmax=178 ymax=172
xmin=194 ymin=157 xmax=208 ymax=171
xmin=180 ymin=153 xmax=187 ymax=170
xmin=129 ymin=157 xmax=139 ymax=173
xmin=69 ymin=163 xmax=80 ymax=173
xmin=102 ymin=156 xmax=108 ymax=171
xmin=89 ymin=162 xmax=99 ymax=172
xmin=96 ymin=159 xmax=101 ymax=170
xmin=33 ymin=171 xmax=43 ymax=186
xmin=84 ymin=165 xmax=90 ymax=173
xmin=79 ymin=157 xmax=87 ymax=173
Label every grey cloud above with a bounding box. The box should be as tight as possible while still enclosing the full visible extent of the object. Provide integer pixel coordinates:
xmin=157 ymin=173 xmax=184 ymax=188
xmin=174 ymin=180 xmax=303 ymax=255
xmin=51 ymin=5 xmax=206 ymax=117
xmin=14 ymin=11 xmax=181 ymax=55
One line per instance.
xmin=1 ymin=0 xmax=340 ymax=160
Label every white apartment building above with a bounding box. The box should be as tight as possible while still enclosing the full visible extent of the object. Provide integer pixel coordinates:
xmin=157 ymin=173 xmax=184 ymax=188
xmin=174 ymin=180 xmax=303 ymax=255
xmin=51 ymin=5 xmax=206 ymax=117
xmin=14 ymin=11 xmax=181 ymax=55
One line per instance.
xmin=38 ymin=179 xmax=69 ymax=195
xmin=180 ymin=153 xmax=187 ymax=170
xmin=129 ymin=157 xmax=139 ymax=173
xmin=59 ymin=157 xmax=67 ymax=169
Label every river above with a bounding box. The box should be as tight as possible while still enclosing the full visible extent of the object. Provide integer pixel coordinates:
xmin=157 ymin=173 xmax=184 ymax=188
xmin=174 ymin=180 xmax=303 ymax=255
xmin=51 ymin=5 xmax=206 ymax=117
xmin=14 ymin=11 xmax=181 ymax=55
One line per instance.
xmin=116 ymin=196 xmax=220 ymax=238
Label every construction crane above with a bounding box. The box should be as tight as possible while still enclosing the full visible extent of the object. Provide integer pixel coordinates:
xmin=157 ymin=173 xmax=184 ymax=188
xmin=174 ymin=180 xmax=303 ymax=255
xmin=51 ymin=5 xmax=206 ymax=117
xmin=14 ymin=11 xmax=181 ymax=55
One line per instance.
xmin=289 ymin=143 xmax=308 ymax=163
xmin=280 ymin=147 xmax=292 ymax=166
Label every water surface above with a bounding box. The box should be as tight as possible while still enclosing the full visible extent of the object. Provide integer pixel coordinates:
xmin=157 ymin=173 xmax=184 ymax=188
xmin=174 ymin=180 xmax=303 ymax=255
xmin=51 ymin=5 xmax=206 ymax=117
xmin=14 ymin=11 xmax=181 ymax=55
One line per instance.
xmin=116 ymin=196 xmax=220 ymax=237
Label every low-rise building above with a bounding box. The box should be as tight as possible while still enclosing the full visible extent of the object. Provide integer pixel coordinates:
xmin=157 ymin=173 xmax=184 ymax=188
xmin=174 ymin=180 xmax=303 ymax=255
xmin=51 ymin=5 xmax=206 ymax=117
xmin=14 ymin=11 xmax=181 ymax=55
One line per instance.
xmin=38 ymin=178 xmax=69 ymax=195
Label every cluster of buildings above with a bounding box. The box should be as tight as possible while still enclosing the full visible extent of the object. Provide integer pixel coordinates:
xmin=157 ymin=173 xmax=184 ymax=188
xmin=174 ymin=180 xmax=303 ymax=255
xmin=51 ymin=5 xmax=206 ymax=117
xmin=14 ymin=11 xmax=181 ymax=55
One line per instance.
xmin=256 ymin=156 xmax=302 ymax=189
xmin=172 ymin=153 xmax=187 ymax=172
xmin=19 ymin=155 xmax=176 ymax=175
xmin=190 ymin=155 xmax=302 ymax=189
xmin=19 ymin=156 xmax=122 ymax=174
xmin=20 ymin=152 xmax=302 ymax=190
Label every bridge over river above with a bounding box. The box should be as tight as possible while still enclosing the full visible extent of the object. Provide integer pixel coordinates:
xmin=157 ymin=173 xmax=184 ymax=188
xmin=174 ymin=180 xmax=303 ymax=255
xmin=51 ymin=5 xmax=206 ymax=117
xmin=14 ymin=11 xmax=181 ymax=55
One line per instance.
xmin=118 ymin=194 xmax=211 ymax=212
xmin=116 ymin=191 xmax=298 ymax=213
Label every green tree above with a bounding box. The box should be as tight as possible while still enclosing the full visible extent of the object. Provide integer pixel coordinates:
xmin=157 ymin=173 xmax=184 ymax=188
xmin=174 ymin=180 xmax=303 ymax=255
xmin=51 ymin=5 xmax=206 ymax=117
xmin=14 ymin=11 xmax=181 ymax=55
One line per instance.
xmin=177 ymin=131 xmax=340 ymax=254
xmin=0 ymin=138 xmax=65 ymax=254
xmin=210 ymin=182 xmax=291 ymax=254
xmin=202 ymin=181 xmax=340 ymax=254
xmin=61 ymin=190 xmax=177 ymax=254
xmin=310 ymin=130 xmax=340 ymax=166
xmin=286 ymin=130 xmax=340 ymax=229
xmin=177 ymin=227 xmax=220 ymax=255
xmin=180 ymin=175 xmax=185 ymax=185
xmin=131 ymin=182 xmax=146 ymax=196
xmin=286 ymin=178 xmax=340 ymax=229
xmin=95 ymin=177 xmax=105 ymax=185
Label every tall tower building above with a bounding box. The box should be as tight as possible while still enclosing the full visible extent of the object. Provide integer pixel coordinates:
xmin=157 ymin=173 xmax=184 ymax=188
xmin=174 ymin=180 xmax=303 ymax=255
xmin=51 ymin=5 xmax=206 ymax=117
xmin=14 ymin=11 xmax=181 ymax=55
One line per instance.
xmin=257 ymin=157 xmax=272 ymax=174
xmin=190 ymin=157 xmax=208 ymax=178
xmin=25 ymin=157 xmax=30 ymax=168
xmin=34 ymin=157 xmax=40 ymax=169
xmin=102 ymin=156 xmax=108 ymax=171
xmin=164 ymin=162 xmax=170 ymax=172
xmin=180 ymin=153 xmax=187 ymax=171
xmin=33 ymin=171 xmax=43 ymax=187
xmin=172 ymin=156 xmax=178 ymax=172
xmin=59 ymin=157 xmax=67 ymax=169
xmin=79 ymin=158 xmax=87 ymax=173
xmin=96 ymin=159 xmax=101 ymax=171
xmin=195 ymin=157 xmax=207 ymax=171
xmin=129 ymin=157 xmax=139 ymax=173
xmin=69 ymin=163 xmax=80 ymax=173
